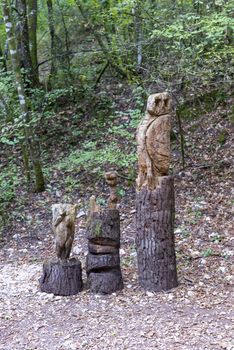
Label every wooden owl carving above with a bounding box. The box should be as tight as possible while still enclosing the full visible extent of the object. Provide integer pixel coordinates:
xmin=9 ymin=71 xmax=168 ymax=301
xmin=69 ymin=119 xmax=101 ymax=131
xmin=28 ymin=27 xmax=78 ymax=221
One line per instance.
xmin=52 ymin=204 xmax=77 ymax=260
xmin=136 ymin=92 xmax=172 ymax=191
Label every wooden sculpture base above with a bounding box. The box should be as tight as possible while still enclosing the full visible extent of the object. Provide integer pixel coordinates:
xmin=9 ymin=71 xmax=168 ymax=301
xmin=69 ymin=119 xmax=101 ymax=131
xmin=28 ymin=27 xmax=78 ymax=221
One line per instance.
xmin=86 ymin=209 xmax=123 ymax=294
xmin=39 ymin=258 xmax=83 ymax=296
xmin=136 ymin=176 xmax=178 ymax=292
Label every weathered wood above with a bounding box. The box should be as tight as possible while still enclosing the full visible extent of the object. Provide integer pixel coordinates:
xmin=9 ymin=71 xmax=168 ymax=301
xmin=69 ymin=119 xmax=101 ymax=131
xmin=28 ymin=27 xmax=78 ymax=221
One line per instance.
xmin=105 ymin=171 xmax=118 ymax=209
xmin=39 ymin=258 xmax=83 ymax=296
xmin=52 ymin=204 xmax=77 ymax=260
xmin=87 ymin=210 xmax=120 ymax=245
xmin=88 ymin=242 xmax=119 ymax=255
xmin=86 ymin=206 xmax=123 ymax=294
xmin=136 ymin=176 xmax=178 ymax=291
xmin=86 ymin=253 xmax=120 ymax=274
xmin=88 ymin=269 xmax=123 ymax=294
xmin=136 ymin=92 xmax=172 ymax=191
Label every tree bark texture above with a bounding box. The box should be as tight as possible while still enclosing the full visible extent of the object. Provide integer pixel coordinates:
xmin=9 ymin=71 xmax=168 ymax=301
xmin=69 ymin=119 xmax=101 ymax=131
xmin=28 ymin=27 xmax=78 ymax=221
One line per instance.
xmin=15 ymin=0 xmax=35 ymax=86
xmin=39 ymin=258 xmax=83 ymax=296
xmin=86 ymin=210 xmax=123 ymax=294
xmin=47 ymin=0 xmax=57 ymax=82
xmin=136 ymin=176 xmax=178 ymax=291
xmin=27 ymin=0 xmax=39 ymax=85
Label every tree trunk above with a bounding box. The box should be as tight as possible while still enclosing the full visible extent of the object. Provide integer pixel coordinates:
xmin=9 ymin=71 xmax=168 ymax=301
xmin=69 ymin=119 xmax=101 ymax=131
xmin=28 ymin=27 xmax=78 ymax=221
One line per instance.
xmin=39 ymin=258 xmax=83 ymax=296
xmin=136 ymin=176 xmax=178 ymax=291
xmin=47 ymin=0 xmax=57 ymax=85
xmin=15 ymin=0 xmax=35 ymax=87
xmin=86 ymin=209 xmax=123 ymax=294
xmin=133 ymin=1 xmax=143 ymax=70
xmin=2 ymin=0 xmax=45 ymax=192
xmin=27 ymin=0 xmax=39 ymax=85
xmin=56 ymin=0 xmax=71 ymax=75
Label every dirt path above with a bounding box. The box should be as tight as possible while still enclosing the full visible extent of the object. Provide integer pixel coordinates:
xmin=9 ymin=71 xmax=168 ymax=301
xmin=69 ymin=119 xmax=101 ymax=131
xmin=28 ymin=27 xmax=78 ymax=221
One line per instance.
xmin=0 ymin=225 xmax=233 ymax=350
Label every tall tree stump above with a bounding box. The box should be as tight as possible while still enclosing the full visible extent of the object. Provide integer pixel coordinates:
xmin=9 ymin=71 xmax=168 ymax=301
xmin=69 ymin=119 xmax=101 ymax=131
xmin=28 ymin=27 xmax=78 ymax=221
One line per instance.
xmin=136 ymin=176 xmax=178 ymax=291
xmin=135 ymin=93 xmax=178 ymax=291
xmin=86 ymin=198 xmax=123 ymax=294
xmin=39 ymin=258 xmax=83 ymax=296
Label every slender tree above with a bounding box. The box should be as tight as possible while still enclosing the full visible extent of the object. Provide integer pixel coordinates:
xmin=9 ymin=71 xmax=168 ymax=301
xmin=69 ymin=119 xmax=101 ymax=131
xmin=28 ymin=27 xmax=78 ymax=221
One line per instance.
xmin=56 ymin=0 xmax=71 ymax=75
xmin=2 ymin=0 xmax=45 ymax=192
xmin=27 ymin=0 xmax=39 ymax=84
xmin=15 ymin=0 xmax=36 ymax=86
xmin=133 ymin=1 xmax=143 ymax=70
xmin=47 ymin=0 xmax=57 ymax=84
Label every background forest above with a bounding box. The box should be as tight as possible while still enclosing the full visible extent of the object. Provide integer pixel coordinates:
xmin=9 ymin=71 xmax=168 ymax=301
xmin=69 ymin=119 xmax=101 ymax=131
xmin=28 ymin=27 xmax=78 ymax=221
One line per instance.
xmin=0 ymin=0 xmax=233 ymax=232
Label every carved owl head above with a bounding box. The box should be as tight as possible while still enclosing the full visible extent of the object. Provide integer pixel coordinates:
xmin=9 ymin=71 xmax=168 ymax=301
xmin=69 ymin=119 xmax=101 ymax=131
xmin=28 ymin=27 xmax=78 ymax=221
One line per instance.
xmin=147 ymin=92 xmax=171 ymax=116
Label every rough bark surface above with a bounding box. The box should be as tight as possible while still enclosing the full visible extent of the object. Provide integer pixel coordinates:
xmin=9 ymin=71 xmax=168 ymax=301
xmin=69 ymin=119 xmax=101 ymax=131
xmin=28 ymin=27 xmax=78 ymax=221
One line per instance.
xmin=39 ymin=258 xmax=83 ymax=296
xmin=136 ymin=176 xmax=178 ymax=291
xmin=88 ymin=269 xmax=123 ymax=294
xmin=86 ymin=208 xmax=123 ymax=294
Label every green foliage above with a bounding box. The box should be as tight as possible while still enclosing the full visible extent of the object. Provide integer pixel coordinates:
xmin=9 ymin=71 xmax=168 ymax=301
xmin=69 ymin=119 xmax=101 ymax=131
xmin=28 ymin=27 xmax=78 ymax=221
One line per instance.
xmin=217 ymin=130 xmax=228 ymax=145
xmin=0 ymin=162 xmax=20 ymax=229
xmin=202 ymin=248 xmax=215 ymax=257
xmin=149 ymin=2 xmax=234 ymax=96
xmin=56 ymin=140 xmax=137 ymax=174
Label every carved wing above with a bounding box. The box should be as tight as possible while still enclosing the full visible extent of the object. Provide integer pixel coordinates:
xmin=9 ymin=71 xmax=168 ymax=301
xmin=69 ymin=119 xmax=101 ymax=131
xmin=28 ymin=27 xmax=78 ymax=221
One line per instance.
xmin=146 ymin=115 xmax=171 ymax=175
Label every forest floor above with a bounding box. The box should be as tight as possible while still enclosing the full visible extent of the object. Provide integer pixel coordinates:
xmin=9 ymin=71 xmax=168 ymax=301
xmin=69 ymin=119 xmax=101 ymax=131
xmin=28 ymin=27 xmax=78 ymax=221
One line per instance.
xmin=0 ymin=98 xmax=233 ymax=350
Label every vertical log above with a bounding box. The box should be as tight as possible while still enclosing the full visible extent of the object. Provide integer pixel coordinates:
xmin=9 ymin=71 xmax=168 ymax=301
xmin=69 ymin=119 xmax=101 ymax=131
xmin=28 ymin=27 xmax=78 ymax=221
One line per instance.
xmin=136 ymin=176 xmax=178 ymax=291
xmin=135 ymin=92 xmax=178 ymax=292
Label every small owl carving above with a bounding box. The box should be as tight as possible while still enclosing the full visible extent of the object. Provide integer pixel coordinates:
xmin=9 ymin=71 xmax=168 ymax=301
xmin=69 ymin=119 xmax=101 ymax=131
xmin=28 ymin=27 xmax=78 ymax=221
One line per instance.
xmin=52 ymin=204 xmax=77 ymax=260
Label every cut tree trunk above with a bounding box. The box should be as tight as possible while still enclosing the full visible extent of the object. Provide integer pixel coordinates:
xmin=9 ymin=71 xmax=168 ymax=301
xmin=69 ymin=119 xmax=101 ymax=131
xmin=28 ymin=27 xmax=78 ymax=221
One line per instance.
xmin=86 ymin=209 xmax=123 ymax=294
xmin=136 ymin=176 xmax=178 ymax=291
xmin=39 ymin=258 xmax=83 ymax=296
xmin=88 ymin=269 xmax=123 ymax=294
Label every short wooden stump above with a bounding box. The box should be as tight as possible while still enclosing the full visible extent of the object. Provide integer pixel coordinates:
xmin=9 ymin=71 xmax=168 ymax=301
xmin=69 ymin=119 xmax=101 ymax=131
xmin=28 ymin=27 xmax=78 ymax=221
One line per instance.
xmin=39 ymin=258 xmax=83 ymax=296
